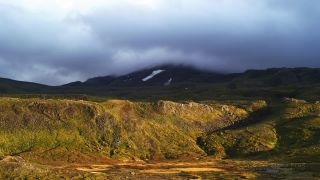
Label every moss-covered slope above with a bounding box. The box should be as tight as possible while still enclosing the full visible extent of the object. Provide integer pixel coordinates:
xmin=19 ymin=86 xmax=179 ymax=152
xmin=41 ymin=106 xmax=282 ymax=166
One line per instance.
xmin=1 ymin=97 xmax=319 ymax=164
xmin=198 ymin=99 xmax=320 ymax=162
xmin=0 ymin=98 xmax=265 ymax=163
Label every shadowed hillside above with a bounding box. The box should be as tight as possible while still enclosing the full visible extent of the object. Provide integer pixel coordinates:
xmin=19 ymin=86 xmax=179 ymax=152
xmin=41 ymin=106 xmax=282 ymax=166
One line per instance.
xmin=197 ymin=98 xmax=320 ymax=162
xmin=2 ymin=66 xmax=320 ymax=101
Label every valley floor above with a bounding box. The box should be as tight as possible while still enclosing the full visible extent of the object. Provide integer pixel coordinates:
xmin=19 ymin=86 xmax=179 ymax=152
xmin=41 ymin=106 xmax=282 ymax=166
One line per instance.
xmin=1 ymin=156 xmax=320 ymax=179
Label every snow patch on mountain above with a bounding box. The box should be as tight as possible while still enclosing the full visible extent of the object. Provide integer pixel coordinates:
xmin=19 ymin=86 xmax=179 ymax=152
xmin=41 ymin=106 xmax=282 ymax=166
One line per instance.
xmin=164 ymin=78 xmax=172 ymax=86
xmin=142 ymin=69 xmax=165 ymax=82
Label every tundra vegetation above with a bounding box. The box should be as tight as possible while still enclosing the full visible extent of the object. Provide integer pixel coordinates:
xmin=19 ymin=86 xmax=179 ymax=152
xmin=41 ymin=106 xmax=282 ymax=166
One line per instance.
xmin=0 ymin=97 xmax=319 ymax=179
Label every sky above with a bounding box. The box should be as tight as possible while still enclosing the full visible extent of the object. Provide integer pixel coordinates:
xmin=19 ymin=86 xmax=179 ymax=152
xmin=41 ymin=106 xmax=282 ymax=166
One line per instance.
xmin=0 ymin=0 xmax=320 ymax=85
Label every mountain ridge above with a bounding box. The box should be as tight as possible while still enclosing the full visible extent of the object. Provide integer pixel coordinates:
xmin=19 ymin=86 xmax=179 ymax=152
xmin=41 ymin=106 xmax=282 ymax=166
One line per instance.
xmin=2 ymin=65 xmax=320 ymax=87
xmin=1 ymin=65 xmax=320 ymax=101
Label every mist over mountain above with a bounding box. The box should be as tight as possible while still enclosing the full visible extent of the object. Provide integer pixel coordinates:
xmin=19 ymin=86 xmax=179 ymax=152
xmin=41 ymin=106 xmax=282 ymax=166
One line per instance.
xmin=1 ymin=0 xmax=320 ymax=85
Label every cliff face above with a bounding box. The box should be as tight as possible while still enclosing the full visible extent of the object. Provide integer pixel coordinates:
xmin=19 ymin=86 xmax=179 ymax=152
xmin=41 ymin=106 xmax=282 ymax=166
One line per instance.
xmin=0 ymin=98 xmax=265 ymax=162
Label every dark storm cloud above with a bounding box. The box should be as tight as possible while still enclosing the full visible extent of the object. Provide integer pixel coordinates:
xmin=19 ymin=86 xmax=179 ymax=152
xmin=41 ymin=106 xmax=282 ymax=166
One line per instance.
xmin=0 ymin=0 xmax=320 ymax=85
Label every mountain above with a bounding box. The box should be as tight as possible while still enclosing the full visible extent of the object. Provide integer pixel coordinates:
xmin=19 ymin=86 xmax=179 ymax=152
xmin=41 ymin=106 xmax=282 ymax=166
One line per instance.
xmin=1 ymin=65 xmax=320 ymax=101
xmin=64 ymin=65 xmax=320 ymax=88
xmin=69 ymin=65 xmax=235 ymax=87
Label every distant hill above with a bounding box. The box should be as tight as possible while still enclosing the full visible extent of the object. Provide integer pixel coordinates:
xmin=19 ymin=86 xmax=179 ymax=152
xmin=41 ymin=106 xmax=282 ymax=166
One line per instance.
xmin=233 ymin=67 xmax=320 ymax=87
xmin=1 ymin=65 xmax=320 ymax=100
xmin=0 ymin=77 xmax=48 ymax=94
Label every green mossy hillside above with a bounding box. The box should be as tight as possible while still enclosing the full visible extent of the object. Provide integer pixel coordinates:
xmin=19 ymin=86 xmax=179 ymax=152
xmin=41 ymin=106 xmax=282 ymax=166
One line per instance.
xmin=0 ymin=98 xmax=263 ymax=163
xmin=1 ymin=97 xmax=319 ymax=163
xmin=197 ymin=123 xmax=277 ymax=158
xmin=197 ymin=99 xmax=320 ymax=162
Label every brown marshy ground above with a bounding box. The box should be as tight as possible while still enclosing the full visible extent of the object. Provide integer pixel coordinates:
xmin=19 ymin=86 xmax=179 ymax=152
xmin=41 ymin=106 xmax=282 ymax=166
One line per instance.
xmin=67 ymin=159 xmax=320 ymax=179
xmin=1 ymin=156 xmax=319 ymax=179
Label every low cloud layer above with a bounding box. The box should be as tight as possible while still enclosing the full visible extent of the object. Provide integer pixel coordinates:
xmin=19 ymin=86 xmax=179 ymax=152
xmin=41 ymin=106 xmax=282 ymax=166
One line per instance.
xmin=0 ymin=0 xmax=320 ymax=85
